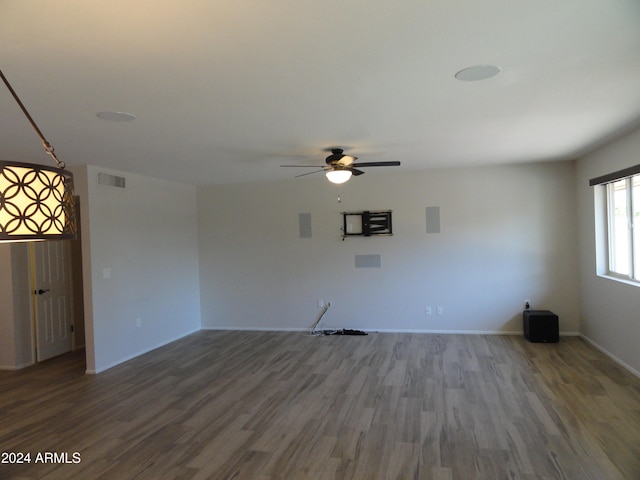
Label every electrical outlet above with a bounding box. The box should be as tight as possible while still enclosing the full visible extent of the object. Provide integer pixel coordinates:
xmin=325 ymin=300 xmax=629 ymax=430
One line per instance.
xmin=524 ymin=299 xmax=531 ymax=310
xmin=425 ymin=306 xmax=432 ymax=315
xmin=317 ymin=299 xmax=325 ymax=308
xmin=437 ymin=307 xmax=444 ymax=315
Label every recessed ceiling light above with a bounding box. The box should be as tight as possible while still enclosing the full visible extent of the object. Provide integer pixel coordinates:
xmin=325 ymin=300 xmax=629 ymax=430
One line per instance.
xmin=96 ymin=111 xmax=136 ymax=121
xmin=455 ymin=65 xmax=501 ymax=82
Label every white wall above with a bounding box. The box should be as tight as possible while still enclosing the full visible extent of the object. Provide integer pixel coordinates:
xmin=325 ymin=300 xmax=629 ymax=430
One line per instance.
xmin=576 ymin=126 xmax=640 ymax=375
xmin=76 ymin=166 xmax=201 ymax=373
xmin=198 ymin=161 xmax=579 ymax=334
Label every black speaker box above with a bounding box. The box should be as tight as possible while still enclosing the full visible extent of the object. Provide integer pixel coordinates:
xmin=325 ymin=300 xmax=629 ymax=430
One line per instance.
xmin=523 ymin=310 xmax=559 ymax=343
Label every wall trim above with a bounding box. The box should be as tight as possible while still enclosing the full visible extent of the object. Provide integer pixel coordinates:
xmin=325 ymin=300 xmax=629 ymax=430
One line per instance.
xmin=370 ymin=329 xmax=524 ymax=335
xmin=76 ymin=328 xmax=592 ymax=375
xmin=0 ymin=361 xmax=34 ymax=371
xmin=580 ymin=334 xmax=640 ymax=379
xmin=201 ymin=326 xmax=581 ymax=336
xmin=365 ymin=329 xmax=580 ymax=336
xmin=201 ymin=326 xmax=309 ymax=332
xmin=86 ymin=328 xmax=200 ymax=374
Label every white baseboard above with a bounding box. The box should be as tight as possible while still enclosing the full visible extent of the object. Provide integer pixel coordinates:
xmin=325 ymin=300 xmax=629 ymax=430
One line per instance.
xmin=201 ymin=326 xmax=308 ymax=332
xmin=202 ymin=326 xmax=522 ymax=335
xmin=0 ymin=361 xmax=34 ymax=371
xmin=580 ymin=334 xmax=640 ymax=379
xmin=363 ymin=330 xmax=580 ymax=336
xmin=79 ymin=328 xmax=598 ymax=376
xmin=365 ymin=329 xmax=520 ymax=335
xmin=201 ymin=327 xmax=581 ymax=336
xmin=86 ymin=328 xmax=201 ymax=375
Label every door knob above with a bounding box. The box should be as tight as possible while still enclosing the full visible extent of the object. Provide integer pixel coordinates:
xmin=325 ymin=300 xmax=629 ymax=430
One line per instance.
xmin=36 ymin=289 xmax=50 ymax=295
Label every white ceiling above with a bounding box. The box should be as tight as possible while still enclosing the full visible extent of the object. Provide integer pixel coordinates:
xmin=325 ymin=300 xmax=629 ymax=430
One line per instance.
xmin=2 ymin=0 xmax=640 ymax=186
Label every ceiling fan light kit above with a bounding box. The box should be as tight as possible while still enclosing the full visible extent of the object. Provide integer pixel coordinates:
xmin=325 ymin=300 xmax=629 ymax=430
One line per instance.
xmin=0 ymin=69 xmax=77 ymax=243
xmin=326 ymin=169 xmax=352 ymax=184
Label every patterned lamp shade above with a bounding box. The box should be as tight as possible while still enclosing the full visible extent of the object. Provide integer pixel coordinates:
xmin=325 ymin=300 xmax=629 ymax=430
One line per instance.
xmin=0 ymin=160 xmax=76 ymax=242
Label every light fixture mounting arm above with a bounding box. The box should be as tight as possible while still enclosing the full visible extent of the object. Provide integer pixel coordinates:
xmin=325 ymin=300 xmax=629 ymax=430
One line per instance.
xmin=0 ymin=69 xmax=65 ymax=169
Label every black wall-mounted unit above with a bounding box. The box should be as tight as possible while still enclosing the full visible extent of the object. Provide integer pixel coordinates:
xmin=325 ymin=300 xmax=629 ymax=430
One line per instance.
xmin=342 ymin=210 xmax=392 ymax=238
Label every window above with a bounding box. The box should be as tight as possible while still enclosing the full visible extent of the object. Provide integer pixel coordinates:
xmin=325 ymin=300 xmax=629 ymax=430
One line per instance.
xmin=591 ymin=164 xmax=640 ymax=284
xmin=605 ymin=174 xmax=639 ymax=281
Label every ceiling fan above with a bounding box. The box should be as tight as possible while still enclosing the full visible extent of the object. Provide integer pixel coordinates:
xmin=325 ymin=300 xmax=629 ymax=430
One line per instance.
xmin=280 ymin=148 xmax=400 ymax=184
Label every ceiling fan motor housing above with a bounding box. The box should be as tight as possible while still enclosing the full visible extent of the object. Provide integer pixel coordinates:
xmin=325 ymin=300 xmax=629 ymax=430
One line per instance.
xmin=326 ymin=148 xmax=344 ymax=165
xmin=326 ymin=148 xmax=357 ymax=166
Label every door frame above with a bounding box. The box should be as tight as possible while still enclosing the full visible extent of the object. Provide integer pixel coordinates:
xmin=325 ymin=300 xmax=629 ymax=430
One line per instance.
xmin=28 ymin=196 xmax=85 ymax=363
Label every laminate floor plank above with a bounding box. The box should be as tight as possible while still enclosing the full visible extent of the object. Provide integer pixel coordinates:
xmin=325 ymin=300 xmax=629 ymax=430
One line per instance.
xmin=1 ymin=331 xmax=639 ymax=479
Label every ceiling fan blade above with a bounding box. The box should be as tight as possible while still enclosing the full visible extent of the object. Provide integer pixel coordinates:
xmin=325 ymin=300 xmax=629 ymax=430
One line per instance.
xmin=280 ymin=164 xmax=325 ymax=167
xmin=350 ymin=168 xmax=365 ymax=176
xmin=295 ymin=169 xmax=326 ymax=178
xmin=351 ymin=161 xmax=401 ymax=167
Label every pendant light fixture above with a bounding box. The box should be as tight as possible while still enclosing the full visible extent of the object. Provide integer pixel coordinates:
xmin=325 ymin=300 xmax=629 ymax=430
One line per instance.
xmin=0 ymin=69 xmax=76 ymax=243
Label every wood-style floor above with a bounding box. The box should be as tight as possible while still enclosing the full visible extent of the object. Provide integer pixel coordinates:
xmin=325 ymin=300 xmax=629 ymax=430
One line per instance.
xmin=1 ymin=331 xmax=640 ymax=480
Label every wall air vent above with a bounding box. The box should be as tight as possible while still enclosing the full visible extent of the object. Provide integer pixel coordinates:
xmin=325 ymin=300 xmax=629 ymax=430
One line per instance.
xmin=97 ymin=172 xmax=126 ymax=189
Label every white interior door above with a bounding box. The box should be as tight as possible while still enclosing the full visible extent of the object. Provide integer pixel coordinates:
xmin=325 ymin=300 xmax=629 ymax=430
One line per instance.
xmin=32 ymin=241 xmax=73 ymax=361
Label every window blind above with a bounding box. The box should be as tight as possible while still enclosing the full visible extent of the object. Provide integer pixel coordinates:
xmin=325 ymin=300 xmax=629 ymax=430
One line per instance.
xmin=589 ymin=164 xmax=640 ymax=186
